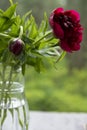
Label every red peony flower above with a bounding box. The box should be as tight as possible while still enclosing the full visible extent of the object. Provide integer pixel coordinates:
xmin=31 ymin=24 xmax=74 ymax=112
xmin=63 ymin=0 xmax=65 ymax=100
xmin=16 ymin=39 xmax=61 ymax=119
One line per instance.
xmin=49 ymin=8 xmax=83 ymax=52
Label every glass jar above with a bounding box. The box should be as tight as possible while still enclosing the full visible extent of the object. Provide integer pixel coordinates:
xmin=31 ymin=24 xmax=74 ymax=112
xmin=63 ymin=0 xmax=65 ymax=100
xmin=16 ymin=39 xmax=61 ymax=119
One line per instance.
xmin=0 ymin=64 xmax=29 ymax=130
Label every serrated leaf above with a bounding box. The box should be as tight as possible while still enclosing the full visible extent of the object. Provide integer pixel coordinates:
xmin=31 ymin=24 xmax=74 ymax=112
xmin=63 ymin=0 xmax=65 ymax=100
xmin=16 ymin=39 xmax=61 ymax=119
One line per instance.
xmin=0 ymin=4 xmax=17 ymax=31
xmin=0 ymin=16 xmax=16 ymax=32
xmin=1 ymin=18 xmax=16 ymax=31
xmin=3 ymin=4 xmax=17 ymax=18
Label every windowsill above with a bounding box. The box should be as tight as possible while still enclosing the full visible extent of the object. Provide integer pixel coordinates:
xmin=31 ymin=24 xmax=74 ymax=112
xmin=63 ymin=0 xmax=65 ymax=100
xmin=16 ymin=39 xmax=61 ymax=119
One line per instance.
xmin=29 ymin=111 xmax=87 ymax=130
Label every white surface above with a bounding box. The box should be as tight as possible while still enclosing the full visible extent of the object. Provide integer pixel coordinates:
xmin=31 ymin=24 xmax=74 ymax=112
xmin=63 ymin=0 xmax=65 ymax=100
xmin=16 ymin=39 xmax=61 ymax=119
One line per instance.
xmin=29 ymin=111 xmax=87 ymax=130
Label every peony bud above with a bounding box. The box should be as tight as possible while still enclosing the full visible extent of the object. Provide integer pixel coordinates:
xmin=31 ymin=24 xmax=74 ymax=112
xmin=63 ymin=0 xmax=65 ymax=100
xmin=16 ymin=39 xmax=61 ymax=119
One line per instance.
xmin=9 ymin=38 xmax=24 ymax=55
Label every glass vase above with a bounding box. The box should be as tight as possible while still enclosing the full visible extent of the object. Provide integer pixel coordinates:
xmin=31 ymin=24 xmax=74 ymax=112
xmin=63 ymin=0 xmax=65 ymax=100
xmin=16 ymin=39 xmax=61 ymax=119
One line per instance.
xmin=0 ymin=64 xmax=29 ymax=130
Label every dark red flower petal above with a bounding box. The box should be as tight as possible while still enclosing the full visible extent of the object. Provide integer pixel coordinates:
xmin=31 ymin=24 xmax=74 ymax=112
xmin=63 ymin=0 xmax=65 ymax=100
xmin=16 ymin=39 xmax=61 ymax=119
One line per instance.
xmin=60 ymin=40 xmax=72 ymax=52
xmin=49 ymin=7 xmax=83 ymax=52
xmin=54 ymin=8 xmax=64 ymax=15
xmin=65 ymin=10 xmax=80 ymax=23
xmin=53 ymin=22 xmax=64 ymax=39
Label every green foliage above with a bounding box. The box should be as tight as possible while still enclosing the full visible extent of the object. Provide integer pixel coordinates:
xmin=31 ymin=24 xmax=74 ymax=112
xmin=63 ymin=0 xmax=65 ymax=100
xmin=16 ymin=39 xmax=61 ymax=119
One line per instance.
xmin=25 ymin=59 xmax=87 ymax=112
xmin=65 ymin=69 xmax=87 ymax=96
xmin=0 ymin=1 xmax=64 ymax=75
xmin=0 ymin=4 xmax=17 ymax=32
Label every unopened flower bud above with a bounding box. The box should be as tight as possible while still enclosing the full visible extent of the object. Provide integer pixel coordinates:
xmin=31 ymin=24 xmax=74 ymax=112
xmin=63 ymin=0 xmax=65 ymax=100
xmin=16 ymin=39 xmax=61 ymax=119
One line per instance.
xmin=9 ymin=38 xmax=24 ymax=55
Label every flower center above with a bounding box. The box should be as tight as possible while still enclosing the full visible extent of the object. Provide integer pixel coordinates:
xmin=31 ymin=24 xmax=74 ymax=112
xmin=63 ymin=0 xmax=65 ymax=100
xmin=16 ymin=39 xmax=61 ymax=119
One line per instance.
xmin=54 ymin=14 xmax=74 ymax=30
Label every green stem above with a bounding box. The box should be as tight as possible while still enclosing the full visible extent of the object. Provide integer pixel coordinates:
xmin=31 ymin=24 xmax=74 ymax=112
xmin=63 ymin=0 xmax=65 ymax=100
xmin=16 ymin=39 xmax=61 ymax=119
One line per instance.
xmin=56 ymin=51 xmax=66 ymax=63
xmin=15 ymin=108 xmax=23 ymax=128
xmin=4 ymin=66 xmax=13 ymax=106
xmin=19 ymin=26 xmax=23 ymax=39
xmin=1 ymin=109 xmax=7 ymax=126
xmin=7 ymin=66 xmax=13 ymax=89
xmin=0 ymin=65 xmax=13 ymax=106
xmin=9 ymin=0 xmax=17 ymax=16
xmin=0 ymin=65 xmax=14 ymax=129
xmin=0 ymin=65 xmax=7 ymax=128
xmin=9 ymin=0 xmax=14 ymax=5
xmin=0 ymin=33 xmax=12 ymax=39
xmin=0 ymin=65 xmax=6 ymax=104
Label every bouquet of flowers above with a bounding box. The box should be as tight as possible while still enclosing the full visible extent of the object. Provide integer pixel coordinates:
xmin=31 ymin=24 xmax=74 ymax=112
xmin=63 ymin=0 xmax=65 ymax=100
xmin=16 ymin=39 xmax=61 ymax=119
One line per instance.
xmin=0 ymin=1 xmax=83 ymax=73
xmin=0 ymin=0 xmax=83 ymax=130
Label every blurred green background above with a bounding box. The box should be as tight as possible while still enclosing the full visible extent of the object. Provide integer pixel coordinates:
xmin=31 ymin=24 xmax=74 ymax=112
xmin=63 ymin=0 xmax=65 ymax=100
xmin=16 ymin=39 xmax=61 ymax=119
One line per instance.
xmin=0 ymin=0 xmax=87 ymax=112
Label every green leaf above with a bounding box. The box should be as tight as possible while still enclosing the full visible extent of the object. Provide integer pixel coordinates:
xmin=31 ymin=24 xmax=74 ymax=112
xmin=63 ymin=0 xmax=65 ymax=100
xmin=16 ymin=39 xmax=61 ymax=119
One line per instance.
xmin=3 ymin=4 xmax=17 ymax=18
xmin=0 ymin=39 xmax=9 ymax=51
xmin=22 ymin=35 xmax=34 ymax=45
xmin=14 ymin=15 xmax=21 ymax=27
xmin=56 ymin=51 xmax=66 ymax=63
xmin=0 ymin=17 xmax=8 ymax=31
xmin=33 ymin=30 xmax=53 ymax=48
xmin=22 ymin=11 xmax=32 ymax=33
xmin=39 ymin=37 xmax=58 ymax=49
xmin=34 ymin=56 xmax=53 ymax=72
xmin=26 ymin=55 xmax=37 ymax=67
xmin=9 ymin=15 xmax=21 ymax=37
xmin=1 ymin=18 xmax=16 ymax=31
xmin=23 ymin=19 xmax=31 ymax=34
xmin=22 ymin=10 xmax=32 ymax=22
xmin=9 ymin=0 xmax=14 ymax=5
xmin=38 ymin=12 xmax=48 ymax=34
xmin=0 ymin=9 xmax=3 ymax=15
xmin=28 ymin=15 xmax=38 ymax=39
xmin=0 ymin=4 xmax=17 ymax=32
